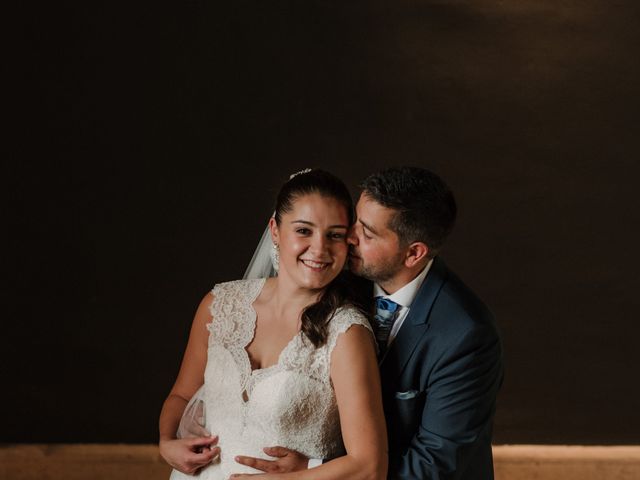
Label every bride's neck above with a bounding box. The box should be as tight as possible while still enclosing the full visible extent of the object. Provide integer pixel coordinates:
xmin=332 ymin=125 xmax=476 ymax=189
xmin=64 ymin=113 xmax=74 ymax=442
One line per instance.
xmin=267 ymin=275 xmax=323 ymax=315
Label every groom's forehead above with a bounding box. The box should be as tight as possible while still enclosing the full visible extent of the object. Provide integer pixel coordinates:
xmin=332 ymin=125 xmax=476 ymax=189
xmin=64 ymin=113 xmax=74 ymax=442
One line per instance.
xmin=356 ymin=195 xmax=397 ymax=227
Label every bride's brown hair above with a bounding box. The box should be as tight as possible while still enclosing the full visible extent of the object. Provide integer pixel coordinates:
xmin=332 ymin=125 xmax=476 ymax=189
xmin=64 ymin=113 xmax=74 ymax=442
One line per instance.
xmin=274 ymin=169 xmax=365 ymax=348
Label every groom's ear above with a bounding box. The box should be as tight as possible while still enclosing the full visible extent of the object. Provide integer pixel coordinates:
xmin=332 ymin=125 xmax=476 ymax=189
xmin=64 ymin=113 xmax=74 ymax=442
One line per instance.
xmin=269 ymin=217 xmax=280 ymax=244
xmin=404 ymin=242 xmax=429 ymax=268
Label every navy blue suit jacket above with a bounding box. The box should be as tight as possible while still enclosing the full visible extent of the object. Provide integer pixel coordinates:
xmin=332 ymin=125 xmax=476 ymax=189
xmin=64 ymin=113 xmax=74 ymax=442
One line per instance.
xmin=378 ymin=257 xmax=503 ymax=479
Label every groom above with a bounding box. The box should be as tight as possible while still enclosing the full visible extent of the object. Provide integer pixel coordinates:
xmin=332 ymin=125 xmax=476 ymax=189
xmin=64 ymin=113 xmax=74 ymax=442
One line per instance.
xmin=237 ymin=166 xmax=503 ymax=479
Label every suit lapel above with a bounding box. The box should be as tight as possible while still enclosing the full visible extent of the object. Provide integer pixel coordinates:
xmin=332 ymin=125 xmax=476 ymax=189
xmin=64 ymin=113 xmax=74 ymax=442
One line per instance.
xmin=379 ymin=257 xmax=449 ymax=377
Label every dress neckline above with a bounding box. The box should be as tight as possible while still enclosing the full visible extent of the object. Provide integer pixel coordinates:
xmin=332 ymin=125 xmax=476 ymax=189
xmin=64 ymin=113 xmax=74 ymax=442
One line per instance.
xmin=244 ymin=278 xmax=302 ymax=376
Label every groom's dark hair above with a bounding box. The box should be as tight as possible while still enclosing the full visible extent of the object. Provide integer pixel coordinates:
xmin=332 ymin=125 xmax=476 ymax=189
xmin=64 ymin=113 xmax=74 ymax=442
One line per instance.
xmin=360 ymin=166 xmax=457 ymax=258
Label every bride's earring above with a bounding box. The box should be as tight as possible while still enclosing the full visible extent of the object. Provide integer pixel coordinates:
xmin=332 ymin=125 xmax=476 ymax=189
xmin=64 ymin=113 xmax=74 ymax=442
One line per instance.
xmin=270 ymin=243 xmax=280 ymax=272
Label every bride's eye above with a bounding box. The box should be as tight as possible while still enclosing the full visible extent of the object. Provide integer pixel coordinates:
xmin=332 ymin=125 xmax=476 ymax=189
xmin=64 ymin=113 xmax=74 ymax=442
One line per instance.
xmin=296 ymin=228 xmax=311 ymax=235
xmin=329 ymin=232 xmax=346 ymax=240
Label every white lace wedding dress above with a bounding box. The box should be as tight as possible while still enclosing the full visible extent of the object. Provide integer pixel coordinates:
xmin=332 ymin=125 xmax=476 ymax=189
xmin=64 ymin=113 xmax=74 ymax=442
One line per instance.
xmin=170 ymin=278 xmax=373 ymax=479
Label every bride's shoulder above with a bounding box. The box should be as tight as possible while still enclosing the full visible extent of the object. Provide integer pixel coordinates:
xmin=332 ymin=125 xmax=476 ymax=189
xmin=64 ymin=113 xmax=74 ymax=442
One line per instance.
xmin=210 ymin=277 xmax=266 ymax=298
xmin=329 ymin=304 xmax=373 ymax=336
xmin=324 ymin=306 xmax=375 ymax=362
xmin=333 ymin=303 xmax=370 ymax=320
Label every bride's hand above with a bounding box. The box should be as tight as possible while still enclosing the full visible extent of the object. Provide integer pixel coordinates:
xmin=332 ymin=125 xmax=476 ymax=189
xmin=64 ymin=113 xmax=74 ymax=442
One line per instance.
xmin=160 ymin=435 xmax=220 ymax=475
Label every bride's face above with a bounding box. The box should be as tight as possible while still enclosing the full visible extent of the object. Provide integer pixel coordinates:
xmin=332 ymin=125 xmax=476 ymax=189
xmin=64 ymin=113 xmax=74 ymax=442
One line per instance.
xmin=271 ymin=193 xmax=350 ymax=291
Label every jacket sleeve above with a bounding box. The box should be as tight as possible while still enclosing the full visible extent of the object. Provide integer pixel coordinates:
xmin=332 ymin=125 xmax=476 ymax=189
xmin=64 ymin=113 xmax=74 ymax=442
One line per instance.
xmin=392 ymin=323 xmax=503 ymax=480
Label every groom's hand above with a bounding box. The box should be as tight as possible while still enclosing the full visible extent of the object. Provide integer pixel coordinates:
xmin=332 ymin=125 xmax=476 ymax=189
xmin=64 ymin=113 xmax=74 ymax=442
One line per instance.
xmin=234 ymin=446 xmax=309 ymax=473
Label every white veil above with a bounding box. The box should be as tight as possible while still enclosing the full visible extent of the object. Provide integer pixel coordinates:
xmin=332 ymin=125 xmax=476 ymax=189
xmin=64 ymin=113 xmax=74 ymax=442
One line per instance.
xmin=243 ymin=218 xmax=278 ymax=279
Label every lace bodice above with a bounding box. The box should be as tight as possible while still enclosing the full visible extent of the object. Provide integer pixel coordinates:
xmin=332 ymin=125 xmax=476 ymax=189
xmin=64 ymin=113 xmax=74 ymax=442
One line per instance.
xmin=170 ymin=278 xmax=373 ymax=480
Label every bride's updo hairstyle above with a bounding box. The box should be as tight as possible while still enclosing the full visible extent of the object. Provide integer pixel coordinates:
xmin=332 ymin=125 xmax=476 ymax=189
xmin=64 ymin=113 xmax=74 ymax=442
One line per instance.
xmin=274 ymin=169 xmax=359 ymax=348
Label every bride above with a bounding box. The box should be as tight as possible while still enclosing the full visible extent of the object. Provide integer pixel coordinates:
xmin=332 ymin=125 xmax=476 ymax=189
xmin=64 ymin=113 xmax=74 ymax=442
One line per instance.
xmin=158 ymin=169 xmax=387 ymax=479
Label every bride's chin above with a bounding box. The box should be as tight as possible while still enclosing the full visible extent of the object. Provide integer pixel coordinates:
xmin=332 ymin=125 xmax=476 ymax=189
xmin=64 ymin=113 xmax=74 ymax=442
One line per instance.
xmin=297 ymin=273 xmax=336 ymax=290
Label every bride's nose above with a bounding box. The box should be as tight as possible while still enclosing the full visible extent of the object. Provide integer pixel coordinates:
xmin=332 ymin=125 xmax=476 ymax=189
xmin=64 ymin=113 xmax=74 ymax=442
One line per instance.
xmin=309 ymin=233 xmax=329 ymax=254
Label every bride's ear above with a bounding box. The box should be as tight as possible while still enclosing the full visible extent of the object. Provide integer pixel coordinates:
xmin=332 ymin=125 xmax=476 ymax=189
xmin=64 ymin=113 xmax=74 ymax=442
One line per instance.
xmin=269 ymin=217 xmax=280 ymax=245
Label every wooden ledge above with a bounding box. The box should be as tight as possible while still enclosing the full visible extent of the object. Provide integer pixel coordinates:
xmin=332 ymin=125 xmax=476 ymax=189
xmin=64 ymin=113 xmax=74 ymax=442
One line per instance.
xmin=0 ymin=444 xmax=171 ymax=480
xmin=493 ymin=445 xmax=640 ymax=480
xmin=494 ymin=445 xmax=640 ymax=461
xmin=1 ymin=444 xmax=639 ymax=479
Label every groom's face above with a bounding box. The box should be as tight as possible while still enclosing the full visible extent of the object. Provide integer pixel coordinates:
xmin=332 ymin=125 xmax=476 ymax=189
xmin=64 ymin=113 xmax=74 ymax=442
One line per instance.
xmin=348 ymin=193 xmax=405 ymax=285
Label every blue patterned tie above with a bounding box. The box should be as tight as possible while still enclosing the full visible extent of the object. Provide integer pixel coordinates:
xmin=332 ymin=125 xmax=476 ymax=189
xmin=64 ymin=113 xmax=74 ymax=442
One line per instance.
xmin=374 ymin=297 xmax=400 ymax=358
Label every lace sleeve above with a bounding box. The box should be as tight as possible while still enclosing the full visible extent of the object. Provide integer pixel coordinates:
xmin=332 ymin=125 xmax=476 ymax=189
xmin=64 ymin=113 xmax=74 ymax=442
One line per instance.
xmin=205 ymin=278 xmax=265 ymax=348
xmin=326 ymin=306 xmax=374 ymax=357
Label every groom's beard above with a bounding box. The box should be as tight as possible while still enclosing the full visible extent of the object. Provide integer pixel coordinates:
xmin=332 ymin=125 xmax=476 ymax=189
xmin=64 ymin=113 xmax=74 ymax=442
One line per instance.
xmin=348 ymin=249 xmax=404 ymax=285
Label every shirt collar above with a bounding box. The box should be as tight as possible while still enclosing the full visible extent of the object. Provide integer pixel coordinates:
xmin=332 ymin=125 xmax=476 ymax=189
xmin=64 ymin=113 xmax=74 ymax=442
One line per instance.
xmin=373 ymin=258 xmax=433 ymax=308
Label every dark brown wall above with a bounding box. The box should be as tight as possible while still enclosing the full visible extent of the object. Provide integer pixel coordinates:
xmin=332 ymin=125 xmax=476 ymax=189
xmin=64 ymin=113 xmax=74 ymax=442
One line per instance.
xmin=4 ymin=1 xmax=639 ymax=443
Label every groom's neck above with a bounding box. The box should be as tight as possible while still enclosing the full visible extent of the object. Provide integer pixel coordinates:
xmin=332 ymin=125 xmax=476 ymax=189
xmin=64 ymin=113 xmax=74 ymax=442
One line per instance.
xmin=377 ymin=262 xmax=428 ymax=295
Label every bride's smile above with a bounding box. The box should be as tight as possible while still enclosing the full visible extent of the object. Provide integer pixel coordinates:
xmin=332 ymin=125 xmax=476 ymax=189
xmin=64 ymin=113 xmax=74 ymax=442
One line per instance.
xmin=299 ymin=258 xmax=332 ymax=270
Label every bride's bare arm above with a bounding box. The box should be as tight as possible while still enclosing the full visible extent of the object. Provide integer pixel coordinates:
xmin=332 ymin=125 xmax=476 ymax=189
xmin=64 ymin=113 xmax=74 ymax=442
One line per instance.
xmin=321 ymin=324 xmax=388 ymax=479
xmin=232 ymin=324 xmax=388 ymax=480
xmin=159 ymin=292 xmax=220 ymax=474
